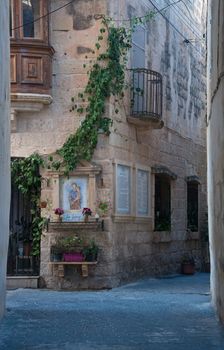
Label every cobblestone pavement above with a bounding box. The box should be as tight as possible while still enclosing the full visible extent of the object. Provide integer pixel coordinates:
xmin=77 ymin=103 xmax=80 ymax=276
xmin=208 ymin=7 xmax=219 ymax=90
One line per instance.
xmin=0 ymin=273 xmax=224 ymax=350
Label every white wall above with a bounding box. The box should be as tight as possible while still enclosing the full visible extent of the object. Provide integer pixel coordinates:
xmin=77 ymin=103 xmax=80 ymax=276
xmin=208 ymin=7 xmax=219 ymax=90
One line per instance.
xmin=207 ymin=0 xmax=224 ymax=322
xmin=0 ymin=0 xmax=10 ymax=319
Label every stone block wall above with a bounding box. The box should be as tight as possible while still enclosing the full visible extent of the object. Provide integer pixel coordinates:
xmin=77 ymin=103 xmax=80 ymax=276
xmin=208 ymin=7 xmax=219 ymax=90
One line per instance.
xmin=207 ymin=0 xmax=224 ymax=323
xmin=10 ymin=0 xmax=207 ymax=289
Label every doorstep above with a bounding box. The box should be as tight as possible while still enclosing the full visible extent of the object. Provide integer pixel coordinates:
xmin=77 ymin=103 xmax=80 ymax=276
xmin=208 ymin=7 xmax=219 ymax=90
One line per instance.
xmin=7 ymin=276 xmax=39 ymax=289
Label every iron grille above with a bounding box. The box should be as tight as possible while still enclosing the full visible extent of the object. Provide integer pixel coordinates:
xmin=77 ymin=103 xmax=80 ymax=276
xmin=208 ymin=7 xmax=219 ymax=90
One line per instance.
xmin=130 ymin=68 xmax=162 ymax=120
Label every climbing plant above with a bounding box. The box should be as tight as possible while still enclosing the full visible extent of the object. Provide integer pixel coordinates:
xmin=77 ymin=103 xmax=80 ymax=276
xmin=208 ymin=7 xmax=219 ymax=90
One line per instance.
xmin=11 ymin=153 xmax=46 ymax=256
xmin=10 ymin=11 xmax=155 ymax=252
xmin=49 ymin=12 xmax=155 ymax=174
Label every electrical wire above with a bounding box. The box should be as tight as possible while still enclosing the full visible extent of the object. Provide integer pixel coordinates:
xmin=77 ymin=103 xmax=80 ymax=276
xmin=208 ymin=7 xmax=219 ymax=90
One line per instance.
xmin=11 ymin=0 xmax=183 ymax=30
xmin=147 ymin=0 xmax=202 ymax=54
xmin=111 ymin=0 xmax=183 ymax=22
xmin=161 ymin=0 xmax=205 ymax=40
xmin=11 ymin=0 xmax=204 ymax=55
xmin=12 ymin=0 xmax=76 ymax=31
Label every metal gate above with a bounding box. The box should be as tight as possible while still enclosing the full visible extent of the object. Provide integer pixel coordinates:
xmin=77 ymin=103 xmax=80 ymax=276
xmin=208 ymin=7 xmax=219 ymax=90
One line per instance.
xmin=7 ymin=161 xmax=40 ymax=276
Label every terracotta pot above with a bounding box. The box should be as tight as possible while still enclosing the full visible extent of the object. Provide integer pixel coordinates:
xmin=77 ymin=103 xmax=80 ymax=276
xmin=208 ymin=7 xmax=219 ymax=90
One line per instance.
xmin=181 ymin=262 xmax=195 ymax=275
xmin=23 ymin=242 xmax=31 ymax=256
xmin=84 ymin=214 xmax=89 ymax=223
xmin=40 ymin=201 xmax=47 ymax=208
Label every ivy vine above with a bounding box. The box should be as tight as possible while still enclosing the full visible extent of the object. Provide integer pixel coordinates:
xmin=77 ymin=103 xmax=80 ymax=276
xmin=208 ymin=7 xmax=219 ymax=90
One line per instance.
xmin=49 ymin=12 xmax=154 ymax=173
xmin=11 ymin=153 xmax=46 ymax=256
xmin=10 ymin=12 xmax=155 ymax=254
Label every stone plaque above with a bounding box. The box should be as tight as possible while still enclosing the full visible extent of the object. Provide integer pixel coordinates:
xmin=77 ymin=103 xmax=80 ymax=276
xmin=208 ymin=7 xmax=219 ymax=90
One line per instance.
xmin=116 ymin=165 xmax=131 ymax=214
xmin=137 ymin=169 xmax=149 ymax=216
xmin=60 ymin=176 xmax=88 ymax=222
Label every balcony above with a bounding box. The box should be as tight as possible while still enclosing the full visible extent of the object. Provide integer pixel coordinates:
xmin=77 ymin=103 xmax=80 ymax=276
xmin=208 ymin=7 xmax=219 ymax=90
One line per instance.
xmin=127 ymin=68 xmax=164 ymax=129
xmin=10 ymin=0 xmax=54 ymax=131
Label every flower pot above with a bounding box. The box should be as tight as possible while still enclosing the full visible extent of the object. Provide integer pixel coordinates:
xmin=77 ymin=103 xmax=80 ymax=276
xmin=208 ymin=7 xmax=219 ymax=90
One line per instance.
xmin=51 ymin=253 xmax=62 ymax=262
xmin=85 ymin=253 xmax=97 ymax=262
xmin=84 ymin=214 xmax=89 ymax=223
xmin=63 ymin=252 xmax=84 ymax=262
xmin=23 ymin=242 xmax=32 ymax=256
xmin=55 ymin=215 xmax=62 ymax=223
xmin=40 ymin=201 xmax=47 ymax=208
xmin=181 ymin=262 xmax=195 ymax=275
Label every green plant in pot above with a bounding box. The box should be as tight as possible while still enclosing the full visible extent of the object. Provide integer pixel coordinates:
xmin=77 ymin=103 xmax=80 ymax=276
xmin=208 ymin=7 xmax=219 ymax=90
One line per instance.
xmin=83 ymin=240 xmax=99 ymax=262
xmin=50 ymin=245 xmax=63 ymax=262
xmin=51 ymin=235 xmax=83 ymax=262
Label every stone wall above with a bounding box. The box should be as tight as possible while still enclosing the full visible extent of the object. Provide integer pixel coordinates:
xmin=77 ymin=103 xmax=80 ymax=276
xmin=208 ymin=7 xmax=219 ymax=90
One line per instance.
xmin=0 ymin=0 xmax=10 ymax=318
xmin=207 ymin=0 xmax=224 ymax=323
xmin=10 ymin=0 xmax=207 ymax=289
xmin=103 ymin=0 xmax=207 ymax=283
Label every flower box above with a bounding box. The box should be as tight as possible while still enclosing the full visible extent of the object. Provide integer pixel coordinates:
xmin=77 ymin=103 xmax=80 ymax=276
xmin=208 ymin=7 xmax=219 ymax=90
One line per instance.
xmin=63 ymin=252 xmax=84 ymax=262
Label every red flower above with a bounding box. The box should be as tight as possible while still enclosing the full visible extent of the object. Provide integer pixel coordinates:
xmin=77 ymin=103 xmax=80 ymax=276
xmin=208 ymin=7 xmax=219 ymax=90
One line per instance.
xmin=82 ymin=208 xmax=92 ymax=216
xmin=54 ymin=208 xmax=64 ymax=216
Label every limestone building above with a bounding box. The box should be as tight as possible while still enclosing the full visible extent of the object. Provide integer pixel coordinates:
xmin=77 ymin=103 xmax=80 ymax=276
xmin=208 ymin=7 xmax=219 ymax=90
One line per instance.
xmin=207 ymin=0 xmax=224 ymax=323
xmin=0 ymin=0 xmax=10 ymax=318
xmin=9 ymin=0 xmax=207 ymax=289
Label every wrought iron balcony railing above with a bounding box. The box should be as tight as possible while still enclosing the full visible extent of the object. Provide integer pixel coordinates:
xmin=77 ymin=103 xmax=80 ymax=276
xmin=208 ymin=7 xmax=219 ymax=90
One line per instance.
xmin=130 ymin=68 xmax=163 ymax=122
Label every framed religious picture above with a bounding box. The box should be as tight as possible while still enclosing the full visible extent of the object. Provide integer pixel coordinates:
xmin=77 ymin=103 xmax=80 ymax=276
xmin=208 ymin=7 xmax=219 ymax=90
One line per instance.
xmin=59 ymin=176 xmax=89 ymax=221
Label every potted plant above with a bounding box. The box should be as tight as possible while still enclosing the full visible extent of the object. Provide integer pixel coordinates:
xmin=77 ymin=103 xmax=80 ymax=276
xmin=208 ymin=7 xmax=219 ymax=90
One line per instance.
xmin=82 ymin=207 xmax=92 ymax=222
xmin=96 ymin=199 xmax=111 ymax=217
xmin=181 ymin=255 xmax=195 ymax=275
xmin=52 ymin=235 xmax=84 ymax=262
xmin=54 ymin=207 xmax=64 ymax=222
xmin=50 ymin=245 xmax=63 ymax=262
xmin=82 ymin=240 xmax=99 ymax=262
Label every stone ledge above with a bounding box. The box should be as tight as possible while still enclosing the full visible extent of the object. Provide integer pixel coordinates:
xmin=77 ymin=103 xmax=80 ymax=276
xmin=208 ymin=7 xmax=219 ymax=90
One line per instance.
xmin=11 ymin=93 xmax=53 ymax=132
xmin=48 ymin=221 xmax=103 ymax=232
xmin=7 ymin=276 xmax=39 ymax=289
xmin=186 ymin=231 xmax=200 ymax=240
xmin=112 ymin=215 xmax=152 ymax=223
xmin=152 ymin=231 xmax=172 ymax=243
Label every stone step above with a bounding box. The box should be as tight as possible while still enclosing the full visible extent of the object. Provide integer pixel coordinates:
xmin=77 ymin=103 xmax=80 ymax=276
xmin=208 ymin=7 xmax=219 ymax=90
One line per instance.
xmin=7 ymin=276 xmax=39 ymax=289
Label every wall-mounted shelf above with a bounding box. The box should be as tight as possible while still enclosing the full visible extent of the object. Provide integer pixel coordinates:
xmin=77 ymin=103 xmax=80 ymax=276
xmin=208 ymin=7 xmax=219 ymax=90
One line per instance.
xmin=50 ymin=261 xmax=97 ymax=277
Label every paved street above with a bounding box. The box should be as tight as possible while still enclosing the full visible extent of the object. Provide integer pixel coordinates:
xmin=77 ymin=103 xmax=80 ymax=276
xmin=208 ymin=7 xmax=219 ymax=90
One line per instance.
xmin=0 ymin=273 xmax=224 ymax=350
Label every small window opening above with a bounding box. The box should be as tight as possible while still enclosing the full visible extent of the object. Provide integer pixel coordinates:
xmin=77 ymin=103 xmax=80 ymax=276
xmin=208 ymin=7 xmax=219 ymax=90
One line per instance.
xmin=22 ymin=0 xmax=41 ymax=38
xmin=187 ymin=182 xmax=198 ymax=231
xmin=154 ymin=175 xmax=171 ymax=231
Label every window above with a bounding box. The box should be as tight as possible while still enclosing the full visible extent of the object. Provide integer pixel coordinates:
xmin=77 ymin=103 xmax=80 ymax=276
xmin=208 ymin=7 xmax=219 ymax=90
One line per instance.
xmin=116 ymin=165 xmax=131 ymax=215
xmin=22 ymin=0 xmax=41 ymax=38
xmin=131 ymin=25 xmax=146 ymax=69
xmin=137 ymin=169 xmax=149 ymax=216
xmin=187 ymin=182 xmax=198 ymax=231
xmin=10 ymin=0 xmax=47 ymax=41
xmin=154 ymin=175 xmax=171 ymax=231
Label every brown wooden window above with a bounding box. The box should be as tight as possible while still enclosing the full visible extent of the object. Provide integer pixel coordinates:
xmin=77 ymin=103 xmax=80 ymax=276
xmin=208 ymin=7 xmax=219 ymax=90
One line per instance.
xmin=187 ymin=182 xmax=198 ymax=231
xmin=10 ymin=0 xmax=54 ymax=95
xmin=10 ymin=0 xmax=48 ymax=43
xmin=154 ymin=175 xmax=171 ymax=231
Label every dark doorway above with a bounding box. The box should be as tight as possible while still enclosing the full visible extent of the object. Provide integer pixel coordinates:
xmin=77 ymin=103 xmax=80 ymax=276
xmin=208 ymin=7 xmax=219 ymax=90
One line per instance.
xmin=154 ymin=175 xmax=171 ymax=231
xmin=7 ymin=158 xmax=40 ymax=276
xmin=187 ymin=182 xmax=199 ymax=232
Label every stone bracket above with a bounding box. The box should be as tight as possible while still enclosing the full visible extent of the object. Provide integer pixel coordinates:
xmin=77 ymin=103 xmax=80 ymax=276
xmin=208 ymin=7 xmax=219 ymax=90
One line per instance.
xmin=10 ymin=93 xmax=53 ymax=132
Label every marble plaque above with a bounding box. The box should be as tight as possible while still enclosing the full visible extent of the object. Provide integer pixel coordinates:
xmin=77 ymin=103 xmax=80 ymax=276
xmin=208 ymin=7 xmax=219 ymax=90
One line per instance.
xmin=137 ymin=169 xmax=149 ymax=216
xmin=116 ymin=165 xmax=131 ymax=214
xmin=60 ymin=176 xmax=88 ymax=222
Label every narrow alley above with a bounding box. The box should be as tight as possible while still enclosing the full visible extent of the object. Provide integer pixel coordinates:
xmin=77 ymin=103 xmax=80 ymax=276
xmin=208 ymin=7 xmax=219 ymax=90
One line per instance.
xmin=0 ymin=273 xmax=223 ymax=350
